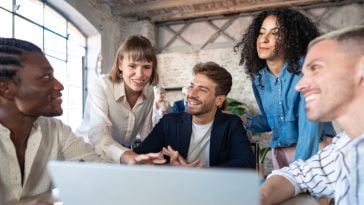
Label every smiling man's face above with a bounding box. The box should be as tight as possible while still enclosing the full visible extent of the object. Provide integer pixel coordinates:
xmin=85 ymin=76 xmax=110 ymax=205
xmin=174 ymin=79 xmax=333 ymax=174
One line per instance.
xmin=295 ymin=40 xmax=358 ymax=122
xmin=12 ymin=52 xmax=64 ymax=117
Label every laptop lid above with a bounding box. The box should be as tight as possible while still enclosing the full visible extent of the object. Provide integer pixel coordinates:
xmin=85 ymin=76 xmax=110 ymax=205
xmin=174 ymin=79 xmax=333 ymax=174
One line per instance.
xmin=48 ymin=161 xmax=259 ymax=205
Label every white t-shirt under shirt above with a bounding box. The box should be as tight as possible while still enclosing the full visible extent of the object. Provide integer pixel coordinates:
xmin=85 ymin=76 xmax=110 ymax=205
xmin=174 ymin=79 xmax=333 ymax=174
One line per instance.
xmin=187 ymin=121 xmax=213 ymax=167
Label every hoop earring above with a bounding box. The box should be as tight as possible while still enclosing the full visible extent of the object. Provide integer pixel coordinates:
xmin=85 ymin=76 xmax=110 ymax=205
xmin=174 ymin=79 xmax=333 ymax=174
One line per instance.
xmin=119 ymin=71 xmax=123 ymax=79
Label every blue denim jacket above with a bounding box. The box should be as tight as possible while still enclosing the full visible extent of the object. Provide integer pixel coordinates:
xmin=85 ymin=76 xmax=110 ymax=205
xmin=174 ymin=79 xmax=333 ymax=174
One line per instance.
xmin=247 ymin=61 xmax=336 ymax=160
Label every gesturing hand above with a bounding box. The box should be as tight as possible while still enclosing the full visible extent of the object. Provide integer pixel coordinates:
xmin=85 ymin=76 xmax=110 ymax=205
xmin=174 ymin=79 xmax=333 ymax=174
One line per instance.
xmin=120 ymin=150 xmax=166 ymax=165
xmin=162 ymin=145 xmax=204 ymax=167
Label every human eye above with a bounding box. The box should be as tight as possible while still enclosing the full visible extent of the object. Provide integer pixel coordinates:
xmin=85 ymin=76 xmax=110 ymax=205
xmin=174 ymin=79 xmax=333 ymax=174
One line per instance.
xmin=200 ymin=87 xmax=208 ymax=93
xmin=128 ymin=64 xmax=136 ymax=69
xmin=309 ymin=65 xmax=319 ymax=72
xmin=41 ymin=70 xmax=54 ymax=80
xmin=143 ymin=65 xmax=152 ymax=70
xmin=43 ymin=74 xmax=51 ymax=79
xmin=271 ymin=28 xmax=279 ymax=36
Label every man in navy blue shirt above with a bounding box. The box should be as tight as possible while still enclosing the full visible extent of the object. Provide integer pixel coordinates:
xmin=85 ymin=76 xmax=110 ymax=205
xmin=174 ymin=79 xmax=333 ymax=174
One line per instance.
xmin=132 ymin=62 xmax=255 ymax=168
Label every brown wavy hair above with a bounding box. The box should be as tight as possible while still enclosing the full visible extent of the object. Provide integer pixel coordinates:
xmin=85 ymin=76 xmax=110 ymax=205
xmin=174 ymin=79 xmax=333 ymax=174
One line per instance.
xmin=193 ymin=62 xmax=232 ymax=96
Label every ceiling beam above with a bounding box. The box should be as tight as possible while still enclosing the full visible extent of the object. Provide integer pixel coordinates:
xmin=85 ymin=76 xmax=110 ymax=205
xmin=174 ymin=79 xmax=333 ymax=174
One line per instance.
xmin=112 ymin=0 xmax=223 ymax=16
xmin=150 ymin=0 xmax=336 ymax=22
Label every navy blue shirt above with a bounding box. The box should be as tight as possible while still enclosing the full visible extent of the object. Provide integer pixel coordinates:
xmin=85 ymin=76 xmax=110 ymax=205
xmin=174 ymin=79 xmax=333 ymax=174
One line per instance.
xmin=247 ymin=60 xmax=336 ymax=160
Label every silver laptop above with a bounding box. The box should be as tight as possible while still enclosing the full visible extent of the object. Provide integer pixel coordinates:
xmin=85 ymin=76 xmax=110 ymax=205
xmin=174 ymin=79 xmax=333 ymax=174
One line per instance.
xmin=48 ymin=161 xmax=259 ymax=205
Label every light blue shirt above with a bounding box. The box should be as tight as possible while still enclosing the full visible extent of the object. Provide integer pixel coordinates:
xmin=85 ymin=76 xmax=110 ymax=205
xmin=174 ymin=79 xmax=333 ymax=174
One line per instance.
xmin=247 ymin=60 xmax=336 ymax=160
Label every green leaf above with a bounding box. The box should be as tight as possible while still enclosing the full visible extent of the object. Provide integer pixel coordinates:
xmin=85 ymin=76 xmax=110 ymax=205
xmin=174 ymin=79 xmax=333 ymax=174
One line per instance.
xmin=258 ymin=147 xmax=271 ymax=164
xmin=226 ymin=97 xmax=249 ymax=116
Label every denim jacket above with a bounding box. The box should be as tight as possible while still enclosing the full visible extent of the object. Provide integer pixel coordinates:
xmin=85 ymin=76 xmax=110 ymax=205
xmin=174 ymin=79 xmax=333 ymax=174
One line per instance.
xmin=247 ymin=60 xmax=336 ymax=160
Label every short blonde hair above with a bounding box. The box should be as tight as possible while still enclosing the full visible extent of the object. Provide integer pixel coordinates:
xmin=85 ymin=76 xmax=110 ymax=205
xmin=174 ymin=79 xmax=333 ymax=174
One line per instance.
xmin=309 ymin=25 xmax=364 ymax=55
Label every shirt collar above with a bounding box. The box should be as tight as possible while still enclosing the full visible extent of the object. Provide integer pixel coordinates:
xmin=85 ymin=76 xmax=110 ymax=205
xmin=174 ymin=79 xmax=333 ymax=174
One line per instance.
xmin=259 ymin=61 xmax=289 ymax=85
xmin=0 ymin=123 xmax=11 ymax=137
xmin=113 ymin=80 xmax=154 ymax=102
xmin=0 ymin=119 xmax=40 ymax=135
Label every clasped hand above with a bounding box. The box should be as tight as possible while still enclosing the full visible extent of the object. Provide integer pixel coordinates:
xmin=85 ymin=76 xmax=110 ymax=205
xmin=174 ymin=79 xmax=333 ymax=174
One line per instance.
xmin=121 ymin=146 xmax=204 ymax=167
xmin=162 ymin=145 xmax=204 ymax=167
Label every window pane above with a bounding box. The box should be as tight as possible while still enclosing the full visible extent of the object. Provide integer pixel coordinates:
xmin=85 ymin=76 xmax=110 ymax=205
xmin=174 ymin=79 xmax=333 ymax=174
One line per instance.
xmin=14 ymin=16 xmax=43 ymax=49
xmin=68 ymin=22 xmax=86 ymax=47
xmin=68 ymin=42 xmax=85 ymax=59
xmin=44 ymin=4 xmax=66 ymax=36
xmin=0 ymin=9 xmax=12 ymax=37
xmin=15 ymin=0 xmax=43 ymax=25
xmin=44 ymin=30 xmax=66 ymax=61
xmin=0 ymin=0 xmax=12 ymax=11
xmin=68 ymin=55 xmax=84 ymax=86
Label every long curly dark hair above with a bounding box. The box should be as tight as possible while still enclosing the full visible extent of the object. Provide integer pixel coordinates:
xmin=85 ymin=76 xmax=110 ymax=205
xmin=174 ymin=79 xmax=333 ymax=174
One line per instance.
xmin=234 ymin=8 xmax=319 ymax=80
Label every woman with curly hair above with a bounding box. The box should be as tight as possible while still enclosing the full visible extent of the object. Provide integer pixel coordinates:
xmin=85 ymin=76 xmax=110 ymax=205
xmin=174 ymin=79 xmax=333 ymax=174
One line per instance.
xmin=234 ymin=8 xmax=336 ymax=169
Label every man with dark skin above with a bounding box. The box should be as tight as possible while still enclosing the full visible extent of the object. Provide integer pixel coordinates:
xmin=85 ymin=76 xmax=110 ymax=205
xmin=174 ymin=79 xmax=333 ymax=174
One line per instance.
xmin=0 ymin=38 xmax=164 ymax=205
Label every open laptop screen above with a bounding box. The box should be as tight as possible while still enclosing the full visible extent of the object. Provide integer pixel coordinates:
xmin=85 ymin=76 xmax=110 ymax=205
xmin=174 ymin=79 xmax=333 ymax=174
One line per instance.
xmin=48 ymin=161 xmax=259 ymax=205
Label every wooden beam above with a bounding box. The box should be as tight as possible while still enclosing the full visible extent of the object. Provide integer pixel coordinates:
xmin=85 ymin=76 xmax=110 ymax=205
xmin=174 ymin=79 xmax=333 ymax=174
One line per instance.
xmin=150 ymin=0 xmax=334 ymax=22
xmin=112 ymin=0 xmax=223 ymax=16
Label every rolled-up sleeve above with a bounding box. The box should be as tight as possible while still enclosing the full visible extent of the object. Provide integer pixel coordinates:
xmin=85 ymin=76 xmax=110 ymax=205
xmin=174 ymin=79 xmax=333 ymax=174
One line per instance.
xmin=268 ymin=135 xmax=350 ymax=198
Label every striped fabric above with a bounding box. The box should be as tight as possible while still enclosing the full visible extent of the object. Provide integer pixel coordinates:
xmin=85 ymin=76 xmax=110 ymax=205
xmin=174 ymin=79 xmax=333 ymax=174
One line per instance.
xmin=270 ymin=132 xmax=364 ymax=204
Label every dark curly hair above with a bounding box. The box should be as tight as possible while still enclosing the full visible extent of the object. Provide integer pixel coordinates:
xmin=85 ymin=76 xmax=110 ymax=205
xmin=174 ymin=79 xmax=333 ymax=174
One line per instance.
xmin=234 ymin=8 xmax=319 ymax=83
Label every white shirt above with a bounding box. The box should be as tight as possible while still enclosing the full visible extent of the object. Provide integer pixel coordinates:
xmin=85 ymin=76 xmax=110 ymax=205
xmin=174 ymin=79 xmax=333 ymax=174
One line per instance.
xmin=270 ymin=132 xmax=364 ymax=205
xmin=76 ymin=75 xmax=154 ymax=162
xmin=0 ymin=117 xmax=110 ymax=204
xmin=187 ymin=121 xmax=213 ymax=167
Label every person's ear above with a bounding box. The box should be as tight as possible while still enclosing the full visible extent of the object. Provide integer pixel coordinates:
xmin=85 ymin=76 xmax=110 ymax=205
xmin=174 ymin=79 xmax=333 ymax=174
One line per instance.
xmin=357 ymin=56 xmax=364 ymax=87
xmin=215 ymin=95 xmax=226 ymax=108
xmin=0 ymin=80 xmax=15 ymax=100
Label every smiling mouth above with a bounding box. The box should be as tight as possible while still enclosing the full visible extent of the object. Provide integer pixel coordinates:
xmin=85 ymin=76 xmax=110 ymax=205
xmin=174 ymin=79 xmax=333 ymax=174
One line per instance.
xmin=188 ymin=99 xmax=201 ymax=106
xmin=304 ymin=94 xmax=319 ymax=108
xmin=133 ymin=79 xmax=145 ymax=85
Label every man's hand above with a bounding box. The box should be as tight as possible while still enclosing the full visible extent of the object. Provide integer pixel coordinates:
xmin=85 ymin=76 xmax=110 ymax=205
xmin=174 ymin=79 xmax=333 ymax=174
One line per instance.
xmin=162 ymin=145 xmax=204 ymax=167
xmin=120 ymin=150 xmax=166 ymax=165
